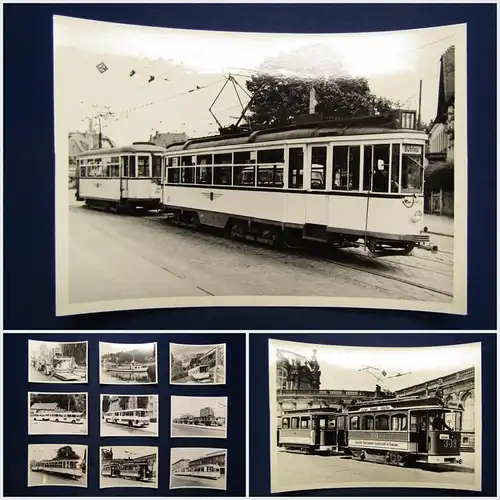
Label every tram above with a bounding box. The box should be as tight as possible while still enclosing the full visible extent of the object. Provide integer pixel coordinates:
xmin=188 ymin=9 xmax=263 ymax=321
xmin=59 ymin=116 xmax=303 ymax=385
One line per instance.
xmin=104 ymin=408 xmax=150 ymax=427
xmin=174 ymin=464 xmax=222 ymax=480
xmin=31 ymin=458 xmax=84 ymax=479
xmin=278 ymin=408 xmax=349 ymax=453
xmin=101 ymin=461 xmax=155 ymax=481
xmin=162 ymin=109 xmax=430 ymax=255
xmin=75 ymin=143 xmax=165 ymax=212
xmin=347 ymin=395 xmax=463 ymax=466
xmin=188 ymin=364 xmax=211 ymax=381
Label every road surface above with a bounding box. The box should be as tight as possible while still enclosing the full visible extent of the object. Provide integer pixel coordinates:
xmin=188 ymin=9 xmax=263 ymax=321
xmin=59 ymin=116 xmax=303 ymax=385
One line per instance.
xmin=29 ymin=419 xmax=88 ymax=435
xmin=101 ymin=420 xmax=158 ymax=437
xmin=171 ymin=422 xmax=226 ymax=438
xmin=170 ymin=474 xmax=226 ymax=490
xmin=29 ymin=365 xmax=86 ymax=383
xmin=28 ymin=469 xmax=87 ymax=487
xmin=100 ymin=475 xmax=157 ymax=488
xmin=274 ymin=449 xmax=477 ymax=493
xmin=68 ymin=197 xmax=454 ymax=305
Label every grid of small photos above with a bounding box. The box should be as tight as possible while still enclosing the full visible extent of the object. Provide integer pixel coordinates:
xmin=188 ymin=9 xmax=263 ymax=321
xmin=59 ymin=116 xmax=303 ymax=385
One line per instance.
xmin=27 ymin=339 xmax=228 ymax=492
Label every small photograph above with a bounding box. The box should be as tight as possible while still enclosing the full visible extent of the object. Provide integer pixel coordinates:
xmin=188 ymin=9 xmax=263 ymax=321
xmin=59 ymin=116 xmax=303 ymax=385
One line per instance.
xmin=170 ymin=447 xmax=227 ymax=491
xmin=28 ymin=444 xmax=88 ymax=488
xmin=270 ymin=338 xmax=481 ymax=493
xmin=100 ymin=341 xmax=157 ymax=384
xmin=170 ymin=343 xmax=226 ymax=385
xmin=171 ymin=396 xmax=227 ymax=439
xmin=101 ymin=394 xmax=159 ymax=437
xmin=28 ymin=340 xmax=88 ymax=383
xmin=29 ymin=392 xmax=88 ymax=435
xmin=100 ymin=446 xmax=158 ymax=489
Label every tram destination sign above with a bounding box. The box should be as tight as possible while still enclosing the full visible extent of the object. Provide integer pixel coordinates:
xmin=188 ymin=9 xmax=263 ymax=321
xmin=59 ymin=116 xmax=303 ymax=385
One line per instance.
xmin=402 ymin=144 xmax=423 ymax=155
xmin=352 ymin=405 xmax=394 ymax=412
xmin=349 ymin=439 xmax=409 ymax=451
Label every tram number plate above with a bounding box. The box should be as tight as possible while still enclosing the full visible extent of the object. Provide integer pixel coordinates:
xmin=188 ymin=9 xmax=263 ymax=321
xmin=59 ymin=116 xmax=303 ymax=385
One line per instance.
xmin=439 ymin=434 xmax=450 ymax=440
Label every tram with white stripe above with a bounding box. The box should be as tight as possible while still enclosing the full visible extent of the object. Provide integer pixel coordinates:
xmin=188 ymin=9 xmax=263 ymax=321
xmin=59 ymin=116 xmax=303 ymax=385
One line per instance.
xmin=174 ymin=464 xmax=221 ymax=479
xmin=31 ymin=459 xmax=84 ymax=479
xmin=162 ymin=109 xmax=431 ymax=255
xmin=76 ymin=143 xmax=165 ymax=212
xmin=101 ymin=461 xmax=155 ymax=481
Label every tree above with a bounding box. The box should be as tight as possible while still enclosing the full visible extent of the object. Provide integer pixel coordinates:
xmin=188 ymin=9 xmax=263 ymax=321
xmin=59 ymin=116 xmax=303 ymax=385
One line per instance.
xmin=119 ymin=396 xmax=129 ymax=410
xmin=245 ymin=74 xmax=398 ymax=129
xmin=305 ymin=350 xmax=321 ymax=390
xmin=102 ymin=396 xmax=110 ymax=414
xmin=56 ymin=446 xmax=80 ymax=460
xmin=137 ymin=396 xmax=149 ymax=409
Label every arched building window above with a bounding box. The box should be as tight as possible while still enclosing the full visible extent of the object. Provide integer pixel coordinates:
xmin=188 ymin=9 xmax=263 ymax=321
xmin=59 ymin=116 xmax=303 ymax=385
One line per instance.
xmin=461 ymin=391 xmax=475 ymax=432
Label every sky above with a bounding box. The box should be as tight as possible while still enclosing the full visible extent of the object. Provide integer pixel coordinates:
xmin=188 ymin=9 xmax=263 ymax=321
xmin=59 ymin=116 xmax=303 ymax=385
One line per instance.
xmin=107 ymin=446 xmax=156 ymax=460
xmin=54 ymin=16 xmax=460 ymax=146
xmin=171 ymin=343 xmax=219 ymax=358
xmin=171 ymin=447 xmax=225 ymax=463
xmin=171 ymin=396 xmax=227 ymax=418
xmin=272 ymin=340 xmax=480 ymax=393
xmin=100 ymin=341 xmax=156 ymax=356
xmin=30 ymin=445 xmax=86 ymax=462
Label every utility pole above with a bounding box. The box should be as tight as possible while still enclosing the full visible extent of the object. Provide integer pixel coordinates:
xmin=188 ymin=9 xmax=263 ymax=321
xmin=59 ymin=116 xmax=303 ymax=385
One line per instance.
xmin=417 ymin=79 xmax=423 ymax=129
xmin=98 ymin=117 xmax=103 ymax=148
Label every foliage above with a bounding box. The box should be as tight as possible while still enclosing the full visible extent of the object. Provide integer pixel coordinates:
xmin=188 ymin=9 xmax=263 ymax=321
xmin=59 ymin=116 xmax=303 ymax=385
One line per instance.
xmin=119 ymin=396 xmax=129 ymax=410
xmin=61 ymin=343 xmax=87 ymax=365
xmin=245 ymin=74 xmax=398 ymax=129
xmin=30 ymin=393 xmax=86 ymax=414
xmin=55 ymin=446 xmax=80 ymax=460
xmin=102 ymin=396 xmax=110 ymax=414
xmin=171 ymin=354 xmax=187 ymax=381
xmin=137 ymin=396 xmax=149 ymax=409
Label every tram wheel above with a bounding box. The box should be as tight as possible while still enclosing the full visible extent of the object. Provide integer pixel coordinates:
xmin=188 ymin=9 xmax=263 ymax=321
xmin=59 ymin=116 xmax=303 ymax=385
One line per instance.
xmin=388 ymin=452 xmax=403 ymax=466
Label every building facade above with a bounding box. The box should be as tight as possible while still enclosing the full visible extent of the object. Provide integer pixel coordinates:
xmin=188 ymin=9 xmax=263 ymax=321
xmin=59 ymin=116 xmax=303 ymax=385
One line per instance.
xmin=199 ymin=406 xmax=216 ymax=425
xmin=172 ymin=459 xmax=191 ymax=472
xmin=30 ymin=402 xmax=60 ymax=416
xmin=149 ymin=131 xmax=189 ymax=148
xmin=188 ymin=450 xmax=226 ymax=475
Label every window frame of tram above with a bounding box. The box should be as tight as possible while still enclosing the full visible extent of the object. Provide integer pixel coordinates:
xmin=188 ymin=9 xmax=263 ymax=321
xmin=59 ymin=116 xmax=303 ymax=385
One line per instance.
xmin=256 ymin=148 xmax=285 ymax=188
xmin=196 ymin=154 xmax=213 ymax=184
xmin=122 ymin=156 xmax=137 ymax=178
xmin=332 ymin=145 xmax=361 ymax=191
xmin=401 ymin=144 xmax=424 ymax=194
xmin=137 ymin=155 xmax=151 ymax=178
xmin=310 ymin=146 xmax=327 ymax=190
xmin=213 ymin=152 xmax=233 ymax=186
xmin=233 ymin=151 xmax=256 ymax=186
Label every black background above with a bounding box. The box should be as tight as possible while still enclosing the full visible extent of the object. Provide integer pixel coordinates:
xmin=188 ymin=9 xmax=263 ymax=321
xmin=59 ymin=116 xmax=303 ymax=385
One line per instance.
xmin=3 ymin=333 xmax=246 ymax=496
xmin=250 ymin=332 xmax=497 ymax=496
xmin=3 ymin=3 xmax=498 ymax=330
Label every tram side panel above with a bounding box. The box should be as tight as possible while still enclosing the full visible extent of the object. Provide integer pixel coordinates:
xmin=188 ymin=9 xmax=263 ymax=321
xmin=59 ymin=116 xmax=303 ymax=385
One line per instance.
xmin=78 ymin=178 xmax=121 ymax=204
xmin=125 ymin=178 xmax=162 ymax=205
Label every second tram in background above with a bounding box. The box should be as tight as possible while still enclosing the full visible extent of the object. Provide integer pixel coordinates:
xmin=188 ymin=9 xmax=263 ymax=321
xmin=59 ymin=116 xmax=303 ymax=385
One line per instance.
xmin=162 ymin=109 xmax=431 ymax=256
xmin=278 ymin=394 xmax=463 ymax=467
xmin=75 ymin=143 xmax=165 ymax=213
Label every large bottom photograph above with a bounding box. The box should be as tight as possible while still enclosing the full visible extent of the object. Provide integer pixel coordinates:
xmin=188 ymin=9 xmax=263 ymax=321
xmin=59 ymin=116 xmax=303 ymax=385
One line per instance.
xmin=267 ymin=337 xmax=482 ymax=494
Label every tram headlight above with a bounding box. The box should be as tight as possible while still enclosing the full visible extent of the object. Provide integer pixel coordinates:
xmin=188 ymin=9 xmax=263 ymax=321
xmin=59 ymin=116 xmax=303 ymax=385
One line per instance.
xmin=411 ymin=209 xmax=423 ymax=223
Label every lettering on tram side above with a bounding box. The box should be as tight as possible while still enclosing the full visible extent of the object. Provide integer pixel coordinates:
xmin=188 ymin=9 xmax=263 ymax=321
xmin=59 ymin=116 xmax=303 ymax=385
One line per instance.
xmin=349 ymin=439 xmax=409 ymax=451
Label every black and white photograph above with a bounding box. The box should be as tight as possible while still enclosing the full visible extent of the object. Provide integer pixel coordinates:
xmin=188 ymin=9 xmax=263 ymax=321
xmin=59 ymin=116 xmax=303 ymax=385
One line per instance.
xmin=101 ymin=394 xmax=159 ymax=437
xmin=28 ymin=444 xmax=88 ymax=488
xmin=99 ymin=341 xmax=157 ymax=384
xmin=29 ymin=340 xmax=88 ymax=383
xmin=100 ymin=446 xmax=158 ymax=489
xmin=269 ymin=338 xmax=481 ymax=493
xmin=170 ymin=447 xmax=227 ymax=491
xmin=171 ymin=396 xmax=227 ymax=439
xmin=170 ymin=343 xmax=225 ymax=385
xmin=55 ymin=16 xmax=467 ymax=317
xmin=29 ymin=392 xmax=88 ymax=435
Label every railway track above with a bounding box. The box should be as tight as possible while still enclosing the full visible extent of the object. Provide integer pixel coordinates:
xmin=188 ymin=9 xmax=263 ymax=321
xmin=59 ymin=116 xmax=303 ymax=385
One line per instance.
xmin=140 ymin=213 xmax=454 ymax=299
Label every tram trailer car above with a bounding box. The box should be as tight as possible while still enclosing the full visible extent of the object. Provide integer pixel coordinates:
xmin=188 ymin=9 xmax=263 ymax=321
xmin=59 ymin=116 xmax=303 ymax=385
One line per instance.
xmin=162 ymin=109 xmax=430 ymax=256
xmin=279 ymin=408 xmax=349 ymax=454
xmin=174 ymin=465 xmax=222 ymax=480
xmin=31 ymin=459 xmax=83 ymax=479
xmin=76 ymin=143 xmax=165 ymax=213
xmin=346 ymin=395 xmax=463 ymax=466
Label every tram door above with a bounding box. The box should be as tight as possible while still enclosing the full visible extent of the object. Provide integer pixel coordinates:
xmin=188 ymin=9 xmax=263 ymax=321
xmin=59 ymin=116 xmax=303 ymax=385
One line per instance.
xmin=120 ymin=156 xmax=132 ymax=200
xmin=305 ymin=145 xmax=330 ymax=232
xmin=412 ymin=411 xmax=428 ymax=452
xmin=316 ymin=415 xmax=335 ymax=448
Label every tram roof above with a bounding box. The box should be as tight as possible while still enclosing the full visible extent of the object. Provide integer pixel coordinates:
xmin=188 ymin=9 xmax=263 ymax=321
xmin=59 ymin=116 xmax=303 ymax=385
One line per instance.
xmin=76 ymin=143 xmax=167 ymax=157
xmin=166 ymin=109 xmax=427 ymax=153
xmin=347 ymin=395 xmax=463 ymax=412
xmin=282 ymin=408 xmax=347 ymax=416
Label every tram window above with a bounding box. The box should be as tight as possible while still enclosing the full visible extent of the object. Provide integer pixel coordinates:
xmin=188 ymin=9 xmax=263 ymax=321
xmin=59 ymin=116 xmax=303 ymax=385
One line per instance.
xmin=214 ymin=153 xmax=232 ymax=165
xmin=129 ymin=156 xmax=136 ymax=177
xmin=167 ymin=168 xmax=180 ymax=183
xmin=281 ymin=418 xmax=290 ymax=429
xmin=391 ymin=414 xmax=408 ymax=431
xmin=79 ymin=162 xmax=87 ymax=177
xmin=196 ymin=166 xmax=213 ymax=184
xmin=181 ymin=166 xmax=195 ymax=184
xmin=401 ymin=152 xmax=423 ymax=193
xmin=291 ymin=417 xmax=299 ymax=429
xmin=257 ymin=148 xmax=285 ymax=164
xmin=196 ymin=154 xmax=212 ymax=166
xmin=257 ymin=165 xmax=283 ymax=187
xmin=102 ymin=157 xmax=110 ymax=177
xmin=310 ymin=146 xmax=326 ymax=190
xmin=94 ymin=158 xmax=103 ymax=177
xmin=319 ymin=418 xmax=327 ymax=429
xmin=234 ymin=151 xmax=251 ymax=165
xmin=350 ymin=416 xmax=359 ymax=430
xmin=110 ymin=157 xmax=120 ymax=177
xmin=137 ymin=156 xmax=150 ymax=177
xmin=375 ymin=414 xmax=390 ymax=430
xmin=168 ymin=157 xmax=179 ymax=167
xmin=390 ymin=144 xmax=401 ymax=193
xmin=300 ymin=417 xmax=310 ymax=429
xmin=288 ymin=147 xmax=304 ymax=189
xmin=363 ymin=145 xmax=373 ymax=190
xmin=349 ymin=146 xmax=361 ymax=190
xmin=214 ymin=166 xmax=232 ymax=185
xmin=328 ymin=416 xmax=337 ymax=428
xmin=122 ymin=157 xmax=129 ymax=177
xmin=332 ymin=146 xmax=348 ymax=189
xmin=372 ymin=144 xmax=390 ymax=192
xmin=152 ymin=156 xmax=162 ymax=178
xmin=361 ymin=415 xmax=374 ymax=430
xmin=234 ymin=165 xmax=255 ymax=186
